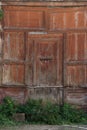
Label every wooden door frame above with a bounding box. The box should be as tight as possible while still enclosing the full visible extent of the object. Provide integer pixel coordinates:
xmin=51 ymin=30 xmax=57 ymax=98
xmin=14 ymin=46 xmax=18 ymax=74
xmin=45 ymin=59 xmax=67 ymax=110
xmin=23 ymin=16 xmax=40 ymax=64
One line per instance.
xmin=25 ymin=32 xmax=64 ymax=88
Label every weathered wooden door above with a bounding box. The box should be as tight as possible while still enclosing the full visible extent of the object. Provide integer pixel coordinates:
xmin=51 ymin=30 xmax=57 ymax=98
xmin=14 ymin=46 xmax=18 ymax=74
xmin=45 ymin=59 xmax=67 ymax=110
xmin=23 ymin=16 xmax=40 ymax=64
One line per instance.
xmin=26 ymin=34 xmax=63 ymax=87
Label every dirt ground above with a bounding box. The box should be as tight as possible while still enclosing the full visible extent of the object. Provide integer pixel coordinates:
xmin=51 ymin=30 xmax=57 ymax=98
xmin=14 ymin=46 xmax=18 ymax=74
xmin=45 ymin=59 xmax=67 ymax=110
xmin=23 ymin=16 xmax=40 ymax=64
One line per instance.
xmin=0 ymin=125 xmax=87 ymax=130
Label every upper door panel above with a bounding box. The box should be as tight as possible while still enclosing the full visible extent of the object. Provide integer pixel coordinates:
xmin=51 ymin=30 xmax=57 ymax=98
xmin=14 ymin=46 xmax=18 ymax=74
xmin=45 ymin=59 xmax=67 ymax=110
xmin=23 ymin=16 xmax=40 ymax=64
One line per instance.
xmin=3 ymin=6 xmax=47 ymax=30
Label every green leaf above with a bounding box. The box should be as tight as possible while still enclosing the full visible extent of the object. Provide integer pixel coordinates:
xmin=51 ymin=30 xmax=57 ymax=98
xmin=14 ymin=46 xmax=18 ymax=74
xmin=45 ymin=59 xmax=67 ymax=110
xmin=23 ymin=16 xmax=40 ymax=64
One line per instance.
xmin=0 ymin=10 xmax=3 ymax=20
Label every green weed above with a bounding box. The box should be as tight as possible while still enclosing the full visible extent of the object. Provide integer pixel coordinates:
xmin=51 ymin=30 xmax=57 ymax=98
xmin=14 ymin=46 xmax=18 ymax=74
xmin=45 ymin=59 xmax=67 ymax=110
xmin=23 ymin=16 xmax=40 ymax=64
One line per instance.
xmin=0 ymin=97 xmax=87 ymax=126
xmin=0 ymin=10 xmax=3 ymax=20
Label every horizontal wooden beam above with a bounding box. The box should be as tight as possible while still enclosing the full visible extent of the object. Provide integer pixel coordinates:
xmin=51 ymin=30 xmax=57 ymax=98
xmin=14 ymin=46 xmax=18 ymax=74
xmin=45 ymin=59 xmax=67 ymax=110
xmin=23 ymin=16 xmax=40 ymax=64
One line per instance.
xmin=65 ymin=61 xmax=87 ymax=65
xmin=1 ymin=1 xmax=87 ymax=7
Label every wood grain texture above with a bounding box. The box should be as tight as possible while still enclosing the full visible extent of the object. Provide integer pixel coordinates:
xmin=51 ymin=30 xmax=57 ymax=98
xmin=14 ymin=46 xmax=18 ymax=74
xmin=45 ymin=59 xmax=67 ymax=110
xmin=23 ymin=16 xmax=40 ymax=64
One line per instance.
xmin=0 ymin=4 xmax=87 ymax=108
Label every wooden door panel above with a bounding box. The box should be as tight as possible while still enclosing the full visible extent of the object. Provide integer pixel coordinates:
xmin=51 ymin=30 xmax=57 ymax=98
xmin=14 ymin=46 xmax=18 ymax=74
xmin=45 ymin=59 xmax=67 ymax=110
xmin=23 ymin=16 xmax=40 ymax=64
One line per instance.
xmin=4 ymin=6 xmax=46 ymax=30
xmin=4 ymin=32 xmax=25 ymax=61
xmin=49 ymin=12 xmax=64 ymax=30
xmin=66 ymin=32 xmax=87 ymax=62
xmin=49 ymin=9 xmax=86 ymax=31
xmin=3 ymin=31 xmax=25 ymax=86
xmin=66 ymin=65 xmax=87 ymax=87
xmin=35 ymin=40 xmax=57 ymax=86
xmin=2 ymin=64 xmax=25 ymax=85
xmin=26 ymin=34 xmax=63 ymax=87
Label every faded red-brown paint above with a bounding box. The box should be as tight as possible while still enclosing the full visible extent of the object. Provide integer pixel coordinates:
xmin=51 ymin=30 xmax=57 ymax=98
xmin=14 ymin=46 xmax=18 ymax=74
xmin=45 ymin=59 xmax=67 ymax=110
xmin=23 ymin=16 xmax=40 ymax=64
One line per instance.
xmin=0 ymin=1 xmax=87 ymax=109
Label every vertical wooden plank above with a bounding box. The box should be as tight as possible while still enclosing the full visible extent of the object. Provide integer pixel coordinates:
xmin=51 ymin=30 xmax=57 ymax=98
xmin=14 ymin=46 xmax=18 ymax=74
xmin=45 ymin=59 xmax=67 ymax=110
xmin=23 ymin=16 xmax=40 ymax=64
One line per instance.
xmin=85 ymin=65 xmax=87 ymax=86
xmin=66 ymin=12 xmax=75 ymax=28
xmin=66 ymin=34 xmax=76 ymax=61
xmin=49 ymin=12 xmax=64 ymax=30
xmin=33 ymin=40 xmax=37 ymax=86
xmin=25 ymin=39 xmax=34 ymax=86
xmin=77 ymin=11 xmax=85 ymax=28
xmin=77 ymin=33 xmax=85 ymax=61
xmin=17 ymin=65 xmax=25 ymax=84
xmin=84 ymin=33 xmax=87 ymax=60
